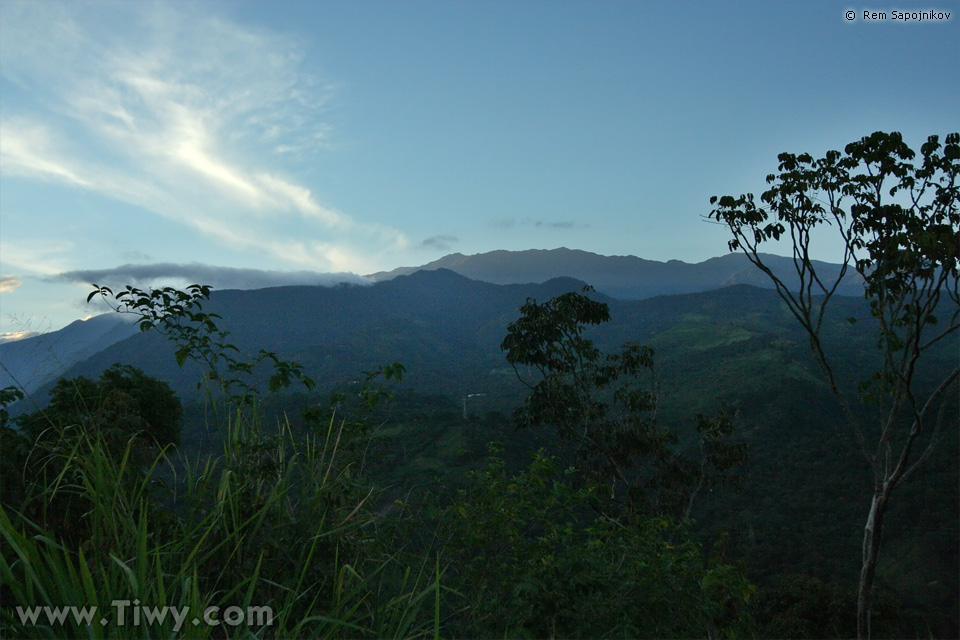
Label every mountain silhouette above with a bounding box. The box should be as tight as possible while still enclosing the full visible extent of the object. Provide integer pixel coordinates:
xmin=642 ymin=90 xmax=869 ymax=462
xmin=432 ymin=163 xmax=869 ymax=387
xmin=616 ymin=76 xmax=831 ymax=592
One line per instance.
xmin=367 ymin=248 xmax=864 ymax=299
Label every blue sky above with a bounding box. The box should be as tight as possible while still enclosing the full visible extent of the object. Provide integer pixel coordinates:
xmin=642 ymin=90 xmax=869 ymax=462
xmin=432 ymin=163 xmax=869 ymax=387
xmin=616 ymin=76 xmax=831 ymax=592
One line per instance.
xmin=1 ymin=0 xmax=958 ymax=336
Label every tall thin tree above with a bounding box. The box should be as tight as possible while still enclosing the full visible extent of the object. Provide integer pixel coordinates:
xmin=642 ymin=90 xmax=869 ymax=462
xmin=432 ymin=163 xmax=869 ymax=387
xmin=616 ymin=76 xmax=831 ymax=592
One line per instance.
xmin=708 ymin=131 xmax=959 ymax=639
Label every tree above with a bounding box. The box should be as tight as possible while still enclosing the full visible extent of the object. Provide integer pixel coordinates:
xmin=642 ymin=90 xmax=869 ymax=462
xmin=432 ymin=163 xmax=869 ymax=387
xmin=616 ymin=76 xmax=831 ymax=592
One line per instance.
xmin=708 ymin=131 xmax=959 ymax=639
xmin=5 ymin=365 xmax=182 ymax=545
xmin=417 ymin=289 xmax=751 ymax=636
xmin=18 ymin=364 xmax=183 ymax=463
xmin=437 ymin=443 xmax=755 ymax=638
xmin=500 ymin=288 xmax=745 ymax=521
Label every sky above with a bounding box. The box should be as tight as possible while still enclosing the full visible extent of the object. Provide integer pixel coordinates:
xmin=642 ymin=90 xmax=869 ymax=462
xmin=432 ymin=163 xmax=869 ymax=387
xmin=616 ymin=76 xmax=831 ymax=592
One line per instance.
xmin=1 ymin=0 xmax=958 ymax=337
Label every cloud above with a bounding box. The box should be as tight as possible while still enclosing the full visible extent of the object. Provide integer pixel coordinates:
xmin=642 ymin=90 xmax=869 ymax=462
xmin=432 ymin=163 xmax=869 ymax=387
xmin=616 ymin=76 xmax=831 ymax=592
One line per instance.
xmin=0 ymin=276 xmax=23 ymax=292
xmin=52 ymin=263 xmax=371 ymax=291
xmin=254 ymin=173 xmax=349 ymax=227
xmin=0 ymin=331 xmax=39 ymax=344
xmin=0 ymin=240 xmax=76 ymax=276
xmin=0 ymin=2 xmax=407 ymax=273
xmin=0 ymin=120 xmax=91 ymax=187
xmin=487 ymin=217 xmax=585 ymax=231
xmin=419 ymin=235 xmax=459 ymax=251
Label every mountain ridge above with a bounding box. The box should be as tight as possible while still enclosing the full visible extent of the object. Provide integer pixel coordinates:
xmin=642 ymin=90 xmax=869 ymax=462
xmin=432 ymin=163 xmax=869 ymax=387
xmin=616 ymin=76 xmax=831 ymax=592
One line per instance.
xmin=0 ymin=314 xmax=138 ymax=396
xmin=366 ymin=248 xmax=864 ymax=299
xmin=0 ymin=248 xmax=863 ymax=397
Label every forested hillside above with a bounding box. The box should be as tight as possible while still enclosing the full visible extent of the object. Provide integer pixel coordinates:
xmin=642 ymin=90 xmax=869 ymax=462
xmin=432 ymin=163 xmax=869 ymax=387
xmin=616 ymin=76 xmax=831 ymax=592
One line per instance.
xmin=4 ymin=271 xmax=957 ymax=637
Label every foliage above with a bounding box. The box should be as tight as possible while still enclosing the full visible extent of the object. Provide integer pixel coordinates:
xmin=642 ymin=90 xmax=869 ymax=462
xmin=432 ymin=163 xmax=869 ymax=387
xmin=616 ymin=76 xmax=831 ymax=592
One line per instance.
xmin=3 ymin=366 xmax=183 ymax=547
xmin=87 ymin=283 xmax=315 ymax=406
xmin=18 ymin=364 xmax=182 ymax=452
xmin=1 ymin=413 xmax=441 ymax=639
xmin=708 ymin=130 xmax=960 ymax=638
xmin=2 ymin=282 xmax=439 ymax=639
xmin=501 ymin=288 xmax=746 ymax=520
xmin=435 ymin=443 xmax=754 ymax=638
xmin=410 ymin=288 xmax=754 ymax=637
xmin=5 ymin=260 xmax=953 ymax=638
xmin=752 ymin=573 xmax=900 ymax=639
xmin=1 ymin=385 xmax=25 ymax=428
xmin=303 ymin=362 xmax=407 ymax=470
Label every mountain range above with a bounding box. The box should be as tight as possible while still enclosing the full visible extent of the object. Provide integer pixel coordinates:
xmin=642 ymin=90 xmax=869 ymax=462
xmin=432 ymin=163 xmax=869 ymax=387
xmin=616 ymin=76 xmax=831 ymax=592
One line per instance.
xmin=1 ymin=248 xmax=863 ymax=397
xmin=366 ymin=247 xmax=865 ymax=299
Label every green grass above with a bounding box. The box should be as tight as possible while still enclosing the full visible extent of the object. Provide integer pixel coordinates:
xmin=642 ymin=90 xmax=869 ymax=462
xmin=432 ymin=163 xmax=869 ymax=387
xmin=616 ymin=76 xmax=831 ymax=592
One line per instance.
xmin=1 ymin=408 xmax=442 ymax=639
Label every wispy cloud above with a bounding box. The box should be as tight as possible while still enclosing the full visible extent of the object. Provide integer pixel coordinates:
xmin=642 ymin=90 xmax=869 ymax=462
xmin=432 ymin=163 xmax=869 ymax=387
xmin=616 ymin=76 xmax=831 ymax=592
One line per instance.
xmin=0 ymin=120 xmax=91 ymax=187
xmin=420 ymin=235 xmax=459 ymax=251
xmin=0 ymin=2 xmax=406 ymax=273
xmin=0 ymin=240 xmax=76 ymax=276
xmin=487 ymin=217 xmax=586 ymax=230
xmin=53 ymin=263 xmax=371 ymax=291
xmin=0 ymin=275 xmax=23 ymax=292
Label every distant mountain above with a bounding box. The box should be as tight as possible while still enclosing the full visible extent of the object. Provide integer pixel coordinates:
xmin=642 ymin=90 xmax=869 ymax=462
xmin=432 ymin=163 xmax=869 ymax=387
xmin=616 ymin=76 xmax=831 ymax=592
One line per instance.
xmin=0 ymin=313 xmax=138 ymax=396
xmin=366 ymin=248 xmax=865 ymax=299
xmin=21 ymin=270 xmax=609 ymax=405
xmin=0 ymin=248 xmax=862 ymax=399
xmin=13 ymin=267 xmax=887 ymax=417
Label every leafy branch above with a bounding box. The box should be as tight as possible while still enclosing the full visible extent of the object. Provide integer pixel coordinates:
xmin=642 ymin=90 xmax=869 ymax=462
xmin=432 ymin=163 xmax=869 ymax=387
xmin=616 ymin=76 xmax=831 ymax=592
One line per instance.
xmin=88 ymin=284 xmax=315 ymax=406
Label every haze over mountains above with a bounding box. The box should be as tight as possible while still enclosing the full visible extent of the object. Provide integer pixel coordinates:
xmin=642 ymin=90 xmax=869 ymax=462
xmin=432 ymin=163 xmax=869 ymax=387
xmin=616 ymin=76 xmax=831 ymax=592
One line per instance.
xmin=0 ymin=248 xmax=863 ymax=397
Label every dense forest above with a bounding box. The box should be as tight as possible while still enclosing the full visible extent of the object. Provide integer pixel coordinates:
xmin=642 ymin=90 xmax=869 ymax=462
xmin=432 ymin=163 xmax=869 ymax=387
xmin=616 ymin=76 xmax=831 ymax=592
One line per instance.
xmin=1 ymin=132 xmax=957 ymax=639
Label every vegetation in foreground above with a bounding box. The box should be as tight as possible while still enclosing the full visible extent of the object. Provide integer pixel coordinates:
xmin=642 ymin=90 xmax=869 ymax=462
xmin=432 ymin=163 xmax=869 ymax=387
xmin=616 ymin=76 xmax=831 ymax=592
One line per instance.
xmin=2 ymin=281 xmax=754 ymax=639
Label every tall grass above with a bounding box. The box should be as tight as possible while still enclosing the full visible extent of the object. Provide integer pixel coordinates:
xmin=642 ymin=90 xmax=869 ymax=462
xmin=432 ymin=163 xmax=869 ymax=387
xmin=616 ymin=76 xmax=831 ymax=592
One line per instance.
xmin=1 ymin=406 xmax=441 ymax=639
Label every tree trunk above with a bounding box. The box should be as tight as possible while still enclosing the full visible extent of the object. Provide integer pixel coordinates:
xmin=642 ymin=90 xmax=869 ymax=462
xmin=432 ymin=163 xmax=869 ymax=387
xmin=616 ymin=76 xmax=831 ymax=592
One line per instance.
xmin=858 ymin=489 xmax=889 ymax=639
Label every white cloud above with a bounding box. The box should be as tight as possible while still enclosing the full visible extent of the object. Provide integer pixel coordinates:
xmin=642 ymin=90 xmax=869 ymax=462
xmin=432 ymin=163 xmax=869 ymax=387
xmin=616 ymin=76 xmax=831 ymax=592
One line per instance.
xmin=0 ymin=331 xmax=38 ymax=344
xmin=486 ymin=216 xmax=585 ymax=231
xmin=255 ymin=173 xmax=348 ymax=226
xmin=0 ymin=122 xmax=90 ymax=187
xmin=0 ymin=275 xmax=23 ymax=292
xmin=0 ymin=2 xmax=406 ymax=273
